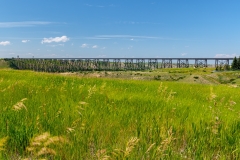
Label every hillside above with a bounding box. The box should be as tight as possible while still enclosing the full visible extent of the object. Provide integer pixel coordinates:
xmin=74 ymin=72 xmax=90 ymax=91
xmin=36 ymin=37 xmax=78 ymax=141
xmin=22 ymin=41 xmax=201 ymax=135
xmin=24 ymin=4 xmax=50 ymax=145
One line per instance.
xmin=0 ymin=69 xmax=240 ymax=159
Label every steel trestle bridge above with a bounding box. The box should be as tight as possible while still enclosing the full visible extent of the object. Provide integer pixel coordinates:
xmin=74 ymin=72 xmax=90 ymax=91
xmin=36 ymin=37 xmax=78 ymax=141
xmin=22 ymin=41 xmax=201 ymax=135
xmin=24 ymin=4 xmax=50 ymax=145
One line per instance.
xmin=6 ymin=57 xmax=233 ymax=71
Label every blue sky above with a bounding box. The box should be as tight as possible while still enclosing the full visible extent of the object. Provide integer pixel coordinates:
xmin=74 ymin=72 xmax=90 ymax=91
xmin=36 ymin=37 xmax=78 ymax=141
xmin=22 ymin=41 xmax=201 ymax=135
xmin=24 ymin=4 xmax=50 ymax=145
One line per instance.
xmin=0 ymin=0 xmax=240 ymax=58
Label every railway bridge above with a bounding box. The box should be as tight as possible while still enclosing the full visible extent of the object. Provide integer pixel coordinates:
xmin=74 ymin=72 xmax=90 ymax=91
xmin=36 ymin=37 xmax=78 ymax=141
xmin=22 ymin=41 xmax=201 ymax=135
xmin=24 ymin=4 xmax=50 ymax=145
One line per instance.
xmin=5 ymin=57 xmax=233 ymax=71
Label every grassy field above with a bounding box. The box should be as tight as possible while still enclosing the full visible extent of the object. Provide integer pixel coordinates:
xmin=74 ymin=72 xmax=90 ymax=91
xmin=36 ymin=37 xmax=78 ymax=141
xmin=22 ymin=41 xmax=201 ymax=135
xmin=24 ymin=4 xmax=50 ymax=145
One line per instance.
xmin=65 ymin=67 xmax=240 ymax=86
xmin=0 ymin=68 xmax=240 ymax=159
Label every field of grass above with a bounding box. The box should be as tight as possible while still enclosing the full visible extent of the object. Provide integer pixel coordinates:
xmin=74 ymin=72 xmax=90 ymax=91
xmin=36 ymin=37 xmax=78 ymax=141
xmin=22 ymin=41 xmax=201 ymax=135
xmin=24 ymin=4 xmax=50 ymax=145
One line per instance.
xmin=65 ymin=67 xmax=240 ymax=86
xmin=1 ymin=69 xmax=240 ymax=159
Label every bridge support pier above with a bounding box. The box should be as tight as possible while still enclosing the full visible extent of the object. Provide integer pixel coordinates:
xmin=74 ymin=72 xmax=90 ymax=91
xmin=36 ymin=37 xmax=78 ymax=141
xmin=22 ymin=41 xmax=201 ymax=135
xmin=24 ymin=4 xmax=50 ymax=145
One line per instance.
xmin=136 ymin=59 xmax=145 ymax=70
xmin=112 ymin=59 xmax=121 ymax=70
xmin=101 ymin=59 xmax=110 ymax=70
xmin=124 ymin=59 xmax=134 ymax=70
xmin=195 ymin=59 xmax=207 ymax=68
xmin=148 ymin=59 xmax=158 ymax=69
xmin=215 ymin=59 xmax=229 ymax=69
xmin=177 ymin=59 xmax=189 ymax=68
xmin=162 ymin=59 xmax=172 ymax=68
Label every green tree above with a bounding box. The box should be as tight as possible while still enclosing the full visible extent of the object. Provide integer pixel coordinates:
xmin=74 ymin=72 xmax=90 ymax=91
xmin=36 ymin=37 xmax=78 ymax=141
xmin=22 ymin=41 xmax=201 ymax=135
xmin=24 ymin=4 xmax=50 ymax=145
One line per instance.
xmin=232 ymin=56 xmax=238 ymax=70
xmin=237 ymin=56 xmax=240 ymax=69
xmin=224 ymin=64 xmax=230 ymax=71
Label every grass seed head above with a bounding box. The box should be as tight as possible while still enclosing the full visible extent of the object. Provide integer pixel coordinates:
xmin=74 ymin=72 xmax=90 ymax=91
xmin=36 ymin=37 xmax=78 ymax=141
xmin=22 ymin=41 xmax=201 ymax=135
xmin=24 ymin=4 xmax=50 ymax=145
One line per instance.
xmin=12 ymin=98 xmax=27 ymax=111
xmin=0 ymin=137 xmax=8 ymax=151
xmin=66 ymin=127 xmax=75 ymax=133
xmin=37 ymin=147 xmax=56 ymax=156
xmin=96 ymin=149 xmax=110 ymax=160
xmin=44 ymin=136 xmax=67 ymax=146
xmin=79 ymin=101 xmax=88 ymax=105
xmin=124 ymin=137 xmax=139 ymax=157
xmin=26 ymin=132 xmax=68 ymax=158
xmin=33 ymin=132 xmax=50 ymax=143
xmin=145 ymin=143 xmax=156 ymax=154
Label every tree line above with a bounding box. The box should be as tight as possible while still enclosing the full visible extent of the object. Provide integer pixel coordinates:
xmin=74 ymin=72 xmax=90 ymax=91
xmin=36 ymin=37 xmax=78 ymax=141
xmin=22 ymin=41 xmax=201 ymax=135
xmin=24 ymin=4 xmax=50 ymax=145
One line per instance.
xmin=231 ymin=56 xmax=240 ymax=70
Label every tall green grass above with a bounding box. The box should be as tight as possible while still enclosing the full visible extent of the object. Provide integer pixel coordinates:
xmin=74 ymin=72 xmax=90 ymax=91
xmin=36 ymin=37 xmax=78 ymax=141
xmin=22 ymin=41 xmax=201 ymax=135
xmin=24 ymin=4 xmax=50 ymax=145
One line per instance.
xmin=0 ymin=69 xmax=240 ymax=159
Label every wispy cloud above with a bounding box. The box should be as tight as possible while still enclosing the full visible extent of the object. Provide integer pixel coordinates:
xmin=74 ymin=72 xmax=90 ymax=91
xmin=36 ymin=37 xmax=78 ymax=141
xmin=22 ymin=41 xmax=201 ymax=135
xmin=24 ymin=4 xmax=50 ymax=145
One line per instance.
xmin=181 ymin=53 xmax=187 ymax=56
xmin=98 ymin=55 xmax=106 ymax=58
xmin=128 ymin=46 xmax=133 ymax=49
xmin=81 ymin=43 xmax=89 ymax=48
xmin=41 ymin=36 xmax=69 ymax=44
xmin=85 ymin=4 xmax=104 ymax=7
xmin=94 ymin=35 xmax=159 ymax=39
xmin=115 ymin=21 xmax=162 ymax=25
xmin=0 ymin=21 xmax=52 ymax=28
xmin=85 ymin=37 xmax=111 ymax=40
xmin=0 ymin=41 xmax=10 ymax=46
xmin=27 ymin=53 xmax=33 ymax=56
xmin=85 ymin=4 xmax=93 ymax=7
xmin=92 ymin=45 xmax=98 ymax=49
xmin=85 ymin=4 xmax=115 ymax=7
xmin=47 ymin=44 xmax=65 ymax=47
xmin=22 ymin=40 xmax=30 ymax=43
xmin=215 ymin=54 xmax=239 ymax=58
xmin=81 ymin=43 xmax=99 ymax=49
xmin=75 ymin=35 xmax=178 ymax=40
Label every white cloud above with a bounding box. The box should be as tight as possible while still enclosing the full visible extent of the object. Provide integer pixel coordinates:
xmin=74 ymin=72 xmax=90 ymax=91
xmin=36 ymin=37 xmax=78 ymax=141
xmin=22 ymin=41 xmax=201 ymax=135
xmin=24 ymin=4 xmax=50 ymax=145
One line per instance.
xmin=115 ymin=21 xmax=162 ymax=25
xmin=91 ymin=35 xmax=181 ymax=40
xmin=128 ymin=46 xmax=133 ymax=49
xmin=41 ymin=36 xmax=69 ymax=44
xmin=98 ymin=55 xmax=106 ymax=58
xmin=85 ymin=4 xmax=108 ymax=7
xmin=86 ymin=37 xmax=111 ymax=40
xmin=96 ymin=35 xmax=158 ymax=39
xmin=181 ymin=53 xmax=187 ymax=56
xmin=0 ymin=21 xmax=52 ymax=28
xmin=85 ymin=4 xmax=93 ymax=7
xmin=92 ymin=45 xmax=98 ymax=49
xmin=47 ymin=44 xmax=64 ymax=47
xmin=86 ymin=34 xmax=175 ymax=40
xmin=80 ymin=44 xmax=100 ymax=49
xmin=0 ymin=41 xmax=10 ymax=46
xmin=214 ymin=54 xmax=239 ymax=58
xmin=22 ymin=40 xmax=30 ymax=43
xmin=81 ymin=43 xmax=89 ymax=48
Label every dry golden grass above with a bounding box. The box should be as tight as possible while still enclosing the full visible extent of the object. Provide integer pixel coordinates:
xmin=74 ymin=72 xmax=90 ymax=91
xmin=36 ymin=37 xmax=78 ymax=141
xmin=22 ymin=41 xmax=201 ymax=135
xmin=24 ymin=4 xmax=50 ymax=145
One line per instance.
xmin=112 ymin=137 xmax=140 ymax=158
xmin=12 ymin=98 xmax=27 ymax=111
xmin=25 ymin=132 xmax=67 ymax=159
xmin=95 ymin=149 xmax=110 ymax=160
xmin=155 ymin=127 xmax=176 ymax=158
xmin=0 ymin=137 xmax=8 ymax=151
